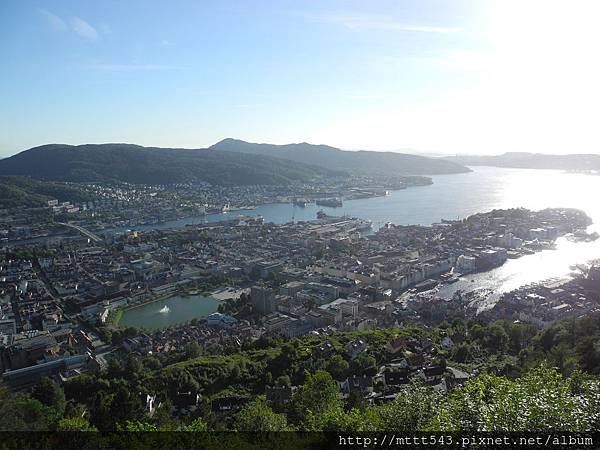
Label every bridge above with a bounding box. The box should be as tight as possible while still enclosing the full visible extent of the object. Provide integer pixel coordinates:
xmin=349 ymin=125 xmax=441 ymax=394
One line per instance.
xmin=57 ymin=222 xmax=103 ymax=243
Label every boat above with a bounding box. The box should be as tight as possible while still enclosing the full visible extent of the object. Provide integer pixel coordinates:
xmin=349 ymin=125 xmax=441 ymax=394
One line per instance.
xmin=355 ymin=221 xmax=373 ymax=232
xmin=439 ymin=272 xmax=459 ymax=284
xmin=293 ymin=198 xmax=307 ymax=207
xmin=159 ymin=305 xmax=171 ymax=314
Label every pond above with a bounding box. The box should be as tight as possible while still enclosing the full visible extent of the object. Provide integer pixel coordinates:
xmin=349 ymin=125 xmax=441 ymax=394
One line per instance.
xmin=118 ymin=294 xmax=221 ymax=330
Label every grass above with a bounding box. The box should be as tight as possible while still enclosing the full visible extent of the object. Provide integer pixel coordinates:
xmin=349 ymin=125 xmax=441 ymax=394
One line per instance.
xmin=107 ymin=308 xmax=124 ymax=326
xmin=165 ymin=348 xmax=282 ymax=370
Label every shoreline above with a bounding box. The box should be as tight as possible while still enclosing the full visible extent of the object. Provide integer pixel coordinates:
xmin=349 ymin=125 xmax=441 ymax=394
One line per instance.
xmin=85 ymin=184 xmax=432 ymax=235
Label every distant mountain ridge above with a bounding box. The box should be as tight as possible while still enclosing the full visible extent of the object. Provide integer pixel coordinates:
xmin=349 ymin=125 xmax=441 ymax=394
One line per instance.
xmin=0 ymin=143 xmax=342 ymax=185
xmin=210 ymin=138 xmax=471 ymax=175
xmin=445 ymin=152 xmax=600 ymax=170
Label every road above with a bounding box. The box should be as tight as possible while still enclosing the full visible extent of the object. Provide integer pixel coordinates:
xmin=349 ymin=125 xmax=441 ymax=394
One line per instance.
xmin=56 ymin=222 xmax=103 ymax=243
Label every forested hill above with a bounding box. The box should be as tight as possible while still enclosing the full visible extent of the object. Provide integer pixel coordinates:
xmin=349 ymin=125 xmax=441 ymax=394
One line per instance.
xmin=0 ymin=176 xmax=90 ymax=209
xmin=445 ymin=152 xmax=600 ymax=170
xmin=2 ymin=313 xmax=600 ymax=432
xmin=211 ymin=138 xmax=471 ymax=175
xmin=0 ymin=144 xmax=343 ymax=185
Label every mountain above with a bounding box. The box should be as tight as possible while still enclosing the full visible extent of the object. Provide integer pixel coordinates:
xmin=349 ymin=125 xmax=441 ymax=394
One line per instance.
xmin=444 ymin=152 xmax=600 ymax=170
xmin=0 ymin=144 xmax=342 ymax=185
xmin=210 ymin=138 xmax=471 ymax=175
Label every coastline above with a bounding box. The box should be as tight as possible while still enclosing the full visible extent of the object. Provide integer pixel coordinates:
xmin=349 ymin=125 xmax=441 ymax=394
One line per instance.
xmin=89 ymin=182 xmax=432 ymax=234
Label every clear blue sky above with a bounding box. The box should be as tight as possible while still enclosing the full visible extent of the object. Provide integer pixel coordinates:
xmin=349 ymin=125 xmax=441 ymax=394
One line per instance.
xmin=2 ymin=0 xmax=599 ymax=156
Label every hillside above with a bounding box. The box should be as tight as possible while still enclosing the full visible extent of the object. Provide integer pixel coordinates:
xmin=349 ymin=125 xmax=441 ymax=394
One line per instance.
xmin=445 ymin=152 xmax=600 ymax=170
xmin=0 ymin=144 xmax=342 ymax=186
xmin=0 ymin=176 xmax=90 ymax=209
xmin=211 ymin=138 xmax=471 ymax=175
xmin=5 ymin=314 xmax=599 ymax=433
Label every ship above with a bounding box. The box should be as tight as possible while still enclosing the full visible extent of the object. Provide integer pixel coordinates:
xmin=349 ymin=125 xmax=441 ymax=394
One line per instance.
xmin=316 ymin=198 xmax=343 ymax=207
xmin=439 ymin=272 xmax=460 ymax=284
xmin=159 ymin=305 xmax=170 ymax=314
xmin=293 ymin=198 xmax=307 ymax=207
xmin=355 ymin=221 xmax=373 ymax=232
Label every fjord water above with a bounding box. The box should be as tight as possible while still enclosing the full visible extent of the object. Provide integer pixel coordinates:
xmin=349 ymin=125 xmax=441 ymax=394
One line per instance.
xmin=143 ymin=166 xmax=600 ymax=231
xmin=304 ymin=166 xmax=600 ymax=307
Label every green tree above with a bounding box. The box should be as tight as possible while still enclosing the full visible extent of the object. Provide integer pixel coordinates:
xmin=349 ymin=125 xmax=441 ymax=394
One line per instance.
xmin=268 ymin=342 xmax=297 ymax=378
xmin=31 ymin=376 xmax=66 ymax=415
xmin=292 ymin=370 xmax=342 ymax=429
xmin=185 ymin=341 xmax=202 ymax=359
xmin=451 ymin=343 xmax=471 ymax=363
xmin=350 ymin=353 xmax=377 ymax=376
xmin=434 ymin=365 xmax=596 ymax=432
xmin=345 ymin=389 xmax=367 ymax=412
xmin=109 ymin=384 xmax=145 ymax=426
xmin=325 ymin=354 xmax=349 ymax=380
xmin=377 ymin=381 xmax=440 ymax=432
xmin=0 ymin=397 xmax=55 ymax=431
xmin=275 ymin=375 xmax=291 ymax=387
xmin=56 ymin=417 xmax=98 ymax=431
xmin=183 ymin=417 xmax=209 ymax=431
xmin=479 ymin=322 xmax=510 ymax=353
xmin=234 ymin=398 xmax=288 ymax=431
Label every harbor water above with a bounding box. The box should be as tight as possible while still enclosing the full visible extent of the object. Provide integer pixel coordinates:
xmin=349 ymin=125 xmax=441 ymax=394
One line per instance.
xmin=113 ymin=167 xmax=600 ymax=319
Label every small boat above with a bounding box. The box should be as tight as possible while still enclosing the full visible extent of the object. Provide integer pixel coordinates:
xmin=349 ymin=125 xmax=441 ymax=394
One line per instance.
xmin=159 ymin=305 xmax=171 ymax=314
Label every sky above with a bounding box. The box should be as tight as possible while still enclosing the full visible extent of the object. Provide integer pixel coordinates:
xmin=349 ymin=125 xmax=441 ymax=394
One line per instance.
xmin=1 ymin=0 xmax=600 ymax=157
